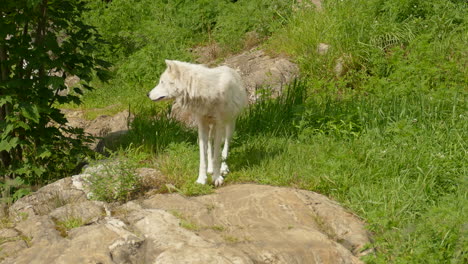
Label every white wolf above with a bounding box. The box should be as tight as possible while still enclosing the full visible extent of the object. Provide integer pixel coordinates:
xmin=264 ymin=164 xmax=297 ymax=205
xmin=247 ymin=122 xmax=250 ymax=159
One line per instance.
xmin=148 ymin=60 xmax=248 ymax=186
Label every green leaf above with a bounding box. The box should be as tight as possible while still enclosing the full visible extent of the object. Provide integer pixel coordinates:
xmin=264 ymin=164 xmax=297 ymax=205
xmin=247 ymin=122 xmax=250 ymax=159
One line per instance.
xmin=20 ymin=104 xmax=40 ymax=124
xmin=0 ymin=137 xmax=19 ymax=152
xmin=2 ymin=121 xmax=30 ymax=134
xmin=48 ymin=76 xmax=65 ymax=89
xmin=38 ymin=149 xmax=52 ymax=159
xmin=15 ymin=121 xmax=31 ymax=131
xmin=31 ymin=166 xmax=46 ymax=177
xmin=0 ymin=96 xmax=13 ymax=107
xmin=14 ymin=166 xmax=31 ymax=176
xmin=2 ymin=124 xmax=16 ymax=135
xmin=13 ymin=188 xmax=30 ymax=200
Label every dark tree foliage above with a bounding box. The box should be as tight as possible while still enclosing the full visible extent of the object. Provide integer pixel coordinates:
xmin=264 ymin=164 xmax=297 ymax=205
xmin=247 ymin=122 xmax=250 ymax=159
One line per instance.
xmin=0 ymin=0 xmax=109 ymax=185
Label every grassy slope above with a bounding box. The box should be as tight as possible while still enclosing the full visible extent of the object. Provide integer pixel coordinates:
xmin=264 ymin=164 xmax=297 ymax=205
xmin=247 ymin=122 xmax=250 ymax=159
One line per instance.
xmin=80 ymin=0 xmax=467 ymax=263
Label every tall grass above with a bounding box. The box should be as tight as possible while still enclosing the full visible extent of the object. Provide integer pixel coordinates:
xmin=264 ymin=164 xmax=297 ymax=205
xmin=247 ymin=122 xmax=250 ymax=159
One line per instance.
xmin=148 ymin=80 xmax=466 ymax=263
xmin=237 ymin=79 xmax=308 ymax=137
xmin=268 ymin=0 xmax=467 ymax=90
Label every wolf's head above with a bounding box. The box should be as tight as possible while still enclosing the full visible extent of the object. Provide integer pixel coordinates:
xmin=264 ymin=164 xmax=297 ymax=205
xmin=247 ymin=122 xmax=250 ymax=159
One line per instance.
xmin=148 ymin=60 xmax=181 ymax=101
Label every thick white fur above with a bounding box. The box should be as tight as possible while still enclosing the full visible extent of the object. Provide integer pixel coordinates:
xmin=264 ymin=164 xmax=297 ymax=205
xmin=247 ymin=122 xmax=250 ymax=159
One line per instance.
xmin=148 ymin=60 xmax=247 ymax=186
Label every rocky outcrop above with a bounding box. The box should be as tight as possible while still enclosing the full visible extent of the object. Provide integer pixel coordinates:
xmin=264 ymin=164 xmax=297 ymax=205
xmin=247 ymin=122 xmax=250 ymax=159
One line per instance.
xmin=1 ymin=165 xmax=372 ymax=264
xmin=63 ymin=109 xmax=132 ymax=138
xmin=62 ymin=109 xmax=133 ymax=151
xmin=223 ymin=49 xmax=299 ymax=102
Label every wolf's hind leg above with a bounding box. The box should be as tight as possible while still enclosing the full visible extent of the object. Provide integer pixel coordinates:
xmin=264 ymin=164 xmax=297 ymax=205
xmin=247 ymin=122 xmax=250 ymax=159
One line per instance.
xmin=220 ymin=121 xmax=235 ymax=175
xmin=212 ymin=123 xmax=224 ymax=187
xmin=196 ymin=120 xmax=210 ymax=184
xmin=207 ymin=124 xmax=214 ymax=174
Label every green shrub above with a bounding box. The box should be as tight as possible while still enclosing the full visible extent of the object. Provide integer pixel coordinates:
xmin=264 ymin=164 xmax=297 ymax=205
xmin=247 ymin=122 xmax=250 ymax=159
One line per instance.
xmin=86 ymin=159 xmax=142 ymax=203
xmin=0 ymin=0 xmax=108 ymax=186
xmin=0 ymin=177 xmax=30 ymax=206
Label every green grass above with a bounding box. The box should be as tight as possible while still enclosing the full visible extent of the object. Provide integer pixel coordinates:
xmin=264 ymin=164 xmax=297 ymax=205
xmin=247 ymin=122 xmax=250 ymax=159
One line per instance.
xmin=115 ymin=80 xmax=466 ymax=263
xmin=268 ymin=0 xmax=467 ymax=91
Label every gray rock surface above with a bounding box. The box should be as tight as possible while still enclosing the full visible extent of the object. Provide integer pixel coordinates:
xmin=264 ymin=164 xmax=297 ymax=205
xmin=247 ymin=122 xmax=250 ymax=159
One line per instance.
xmin=0 ymin=240 xmax=27 ymax=260
xmin=2 ymin=166 xmax=372 ymax=264
xmin=63 ymin=109 xmax=132 ymax=138
xmin=223 ymin=49 xmax=299 ymax=102
xmin=62 ymin=109 xmax=133 ymax=151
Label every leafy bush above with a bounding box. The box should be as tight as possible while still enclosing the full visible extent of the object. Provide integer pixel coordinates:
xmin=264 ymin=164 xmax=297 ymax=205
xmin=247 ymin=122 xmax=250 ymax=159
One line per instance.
xmin=0 ymin=177 xmax=29 ymax=206
xmin=0 ymin=0 xmax=109 ymax=186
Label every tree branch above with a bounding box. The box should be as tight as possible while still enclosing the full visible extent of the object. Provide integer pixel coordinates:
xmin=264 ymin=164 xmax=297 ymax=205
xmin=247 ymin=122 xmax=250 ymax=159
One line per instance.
xmin=16 ymin=22 xmax=29 ymax=80
xmin=36 ymin=0 xmax=48 ymax=79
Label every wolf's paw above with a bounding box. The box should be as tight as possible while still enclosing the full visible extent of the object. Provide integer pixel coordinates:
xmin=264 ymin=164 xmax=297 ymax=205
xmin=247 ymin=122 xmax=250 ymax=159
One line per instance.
xmin=221 ymin=163 xmax=229 ymax=176
xmin=196 ymin=176 xmax=207 ymax=185
xmin=213 ymin=176 xmax=224 ymax=187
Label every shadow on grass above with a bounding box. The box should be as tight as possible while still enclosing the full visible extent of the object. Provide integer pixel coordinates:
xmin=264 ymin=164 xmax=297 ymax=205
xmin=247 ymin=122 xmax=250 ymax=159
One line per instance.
xmin=102 ymin=105 xmax=197 ymax=154
xmin=228 ymin=136 xmax=287 ymax=172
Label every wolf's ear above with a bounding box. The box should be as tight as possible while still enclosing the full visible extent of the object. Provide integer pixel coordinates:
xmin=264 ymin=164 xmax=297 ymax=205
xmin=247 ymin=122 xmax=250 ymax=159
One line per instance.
xmin=165 ymin=59 xmax=173 ymax=71
xmin=165 ymin=60 xmax=179 ymax=77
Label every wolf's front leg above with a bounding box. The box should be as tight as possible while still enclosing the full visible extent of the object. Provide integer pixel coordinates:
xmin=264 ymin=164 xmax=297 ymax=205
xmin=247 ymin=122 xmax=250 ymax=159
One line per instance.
xmin=207 ymin=124 xmax=214 ymax=174
xmin=196 ymin=121 xmax=209 ymax=184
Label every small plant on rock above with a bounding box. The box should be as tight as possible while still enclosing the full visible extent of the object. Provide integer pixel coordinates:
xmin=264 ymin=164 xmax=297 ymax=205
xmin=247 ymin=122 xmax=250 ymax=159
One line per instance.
xmin=86 ymin=160 xmax=142 ymax=203
xmin=55 ymin=217 xmax=85 ymax=237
